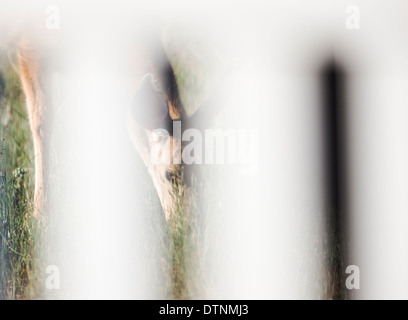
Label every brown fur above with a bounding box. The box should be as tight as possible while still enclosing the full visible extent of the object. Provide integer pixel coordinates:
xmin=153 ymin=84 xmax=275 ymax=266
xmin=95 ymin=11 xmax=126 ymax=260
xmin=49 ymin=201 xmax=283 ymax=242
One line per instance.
xmin=17 ymin=40 xmax=48 ymax=219
xmin=127 ymin=63 xmax=189 ymax=220
xmin=17 ymin=33 xmax=190 ymax=221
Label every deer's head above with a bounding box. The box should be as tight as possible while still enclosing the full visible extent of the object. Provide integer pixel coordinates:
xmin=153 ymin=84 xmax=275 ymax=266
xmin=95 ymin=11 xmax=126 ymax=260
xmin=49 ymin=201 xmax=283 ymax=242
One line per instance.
xmin=127 ymin=67 xmax=188 ymax=220
xmin=126 ymin=35 xmax=229 ymax=220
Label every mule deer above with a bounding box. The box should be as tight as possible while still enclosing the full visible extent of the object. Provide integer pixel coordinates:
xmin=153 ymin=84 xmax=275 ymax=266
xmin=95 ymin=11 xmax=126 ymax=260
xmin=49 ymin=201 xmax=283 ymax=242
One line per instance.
xmin=126 ymin=36 xmax=230 ymax=220
xmin=15 ymin=27 xmax=226 ymax=221
xmin=126 ymin=41 xmax=190 ymax=220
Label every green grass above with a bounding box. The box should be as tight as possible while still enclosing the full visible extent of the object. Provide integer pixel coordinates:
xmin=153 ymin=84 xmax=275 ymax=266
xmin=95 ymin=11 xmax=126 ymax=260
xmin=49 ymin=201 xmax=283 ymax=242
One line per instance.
xmin=0 ymin=53 xmax=41 ymax=300
xmin=162 ymin=39 xmax=225 ymax=299
xmin=169 ymin=184 xmax=190 ymax=299
xmin=168 ymin=45 xmax=349 ymax=299
xmin=0 ymin=37 xmax=347 ymax=300
xmin=158 ymin=168 xmax=215 ymax=300
xmin=0 ymin=37 xmax=214 ymax=300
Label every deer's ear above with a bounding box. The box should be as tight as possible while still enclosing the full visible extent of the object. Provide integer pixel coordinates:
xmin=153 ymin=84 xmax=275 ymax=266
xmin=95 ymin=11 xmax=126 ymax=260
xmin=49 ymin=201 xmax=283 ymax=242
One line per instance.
xmin=131 ymin=74 xmax=170 ymax=131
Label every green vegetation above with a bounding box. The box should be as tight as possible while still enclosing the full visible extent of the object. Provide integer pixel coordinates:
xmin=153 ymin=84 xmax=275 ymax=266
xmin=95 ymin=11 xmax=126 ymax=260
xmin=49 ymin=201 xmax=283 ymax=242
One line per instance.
xmin=157 ymin=168 xmax=216 ymax=300
xmin=0 ymin=38 xmax=346 ymax=300
xmin=0 ymin=53 xmax=41 ymax=300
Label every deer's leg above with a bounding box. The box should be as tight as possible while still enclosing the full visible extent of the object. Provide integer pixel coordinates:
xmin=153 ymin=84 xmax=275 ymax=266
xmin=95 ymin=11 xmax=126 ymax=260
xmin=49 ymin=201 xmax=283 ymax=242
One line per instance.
xmin=17 ymin=45 xmax=49 ymax=220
